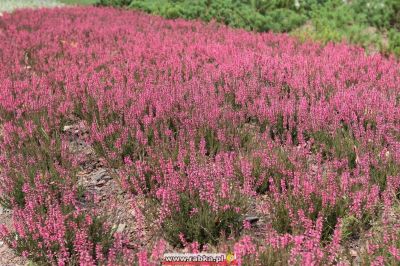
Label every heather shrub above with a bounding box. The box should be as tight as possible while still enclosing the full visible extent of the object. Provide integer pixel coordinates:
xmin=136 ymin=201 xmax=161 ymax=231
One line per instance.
xmin=369 ymin=159 xmax=400 ymax=192
xmin=358 ymin=200 xmax=400 ymax=264
xmin=0 ymin=116 xmax=75 ymax=209
xmin=0 ymin=174 xmax=133 ymax=265
xmin=269 ymin=190 xmax=351 ymax=242
xmin=308 ymin=128 xmax=358 ymax=169
xmin=162 ymin=192 xmax=245 ymax=247
xmin=241 ymin=245 xmax=291 ymax=266
xmin=0 ymin=114 xmax=132 ymax=264
xmin=139 ymin=152 xmax=249 ymax=247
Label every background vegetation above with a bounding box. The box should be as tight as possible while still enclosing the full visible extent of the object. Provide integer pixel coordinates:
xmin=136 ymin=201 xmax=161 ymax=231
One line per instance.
xmin=97 ymin=0 xmax=400 ymax=57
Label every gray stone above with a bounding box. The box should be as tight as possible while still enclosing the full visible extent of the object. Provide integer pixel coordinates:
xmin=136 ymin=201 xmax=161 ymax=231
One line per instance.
xmin=244 ymin=216 xmax=259 ymax=224
xmin=93 ymin=169 xmax=112 ymax=182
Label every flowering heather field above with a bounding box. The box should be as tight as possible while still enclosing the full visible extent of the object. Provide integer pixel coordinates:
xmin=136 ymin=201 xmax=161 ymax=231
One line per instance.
xmin=0 ymin=7 xmax=400 ymax=266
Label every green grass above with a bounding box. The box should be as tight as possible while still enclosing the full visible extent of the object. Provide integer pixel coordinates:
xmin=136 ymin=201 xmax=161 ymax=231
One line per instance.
xmin=59 ymin=0 xmax=98 ymax=5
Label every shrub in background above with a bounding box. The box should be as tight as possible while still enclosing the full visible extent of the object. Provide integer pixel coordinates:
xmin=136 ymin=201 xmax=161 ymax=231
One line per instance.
xmin=94 ymin=0 xmax=400 ymax=56
xmin=98 ymin=0 xmax=131 ymax=6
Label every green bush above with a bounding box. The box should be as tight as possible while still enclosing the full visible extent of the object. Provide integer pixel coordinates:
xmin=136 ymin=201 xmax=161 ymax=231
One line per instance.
xmin=262 ymin=8 xmax=306 ymax=32
xmin=128 ymin=0 xmax=306 ymax=32
xmin=388 ymin=29 xmax=400 ymax=56
xmin=310 ymin=0 xmax=365 ymax=41
xmin=352 ymin=0 xmax=400 ymax=30
xmin=99 ymin=0 xmax=131 ymax=6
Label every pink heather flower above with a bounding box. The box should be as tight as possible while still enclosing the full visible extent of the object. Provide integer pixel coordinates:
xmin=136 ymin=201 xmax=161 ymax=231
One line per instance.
xmin=190 ymin=241 xmax=200 ymax=253
xmin=0 ymin=224 xmax=9 ymax=238
xmin=389 ymin=246 xmax=400 ymax=261
xmin=151 ymin=239 xmax=167 ymax=261
xmin=137 ymin=250 xmax=149 ymax=266
xmin=95 ymin=245 xmax=105 ymax=264
xmin=328 ymin=219 xmax=342 ymax=263
xmin=189 ymin=207 xmax=199 ymax=216
xmin=371 ymin=256 xmax=384 ymax=266
xmin=234 ymin=236 xmax=255 ymax=265
xmin=243 ymin=220 xmax=251 ymax=230
xmin=179 ymin=233 xmax=188 ymax=247
xmin=74 ymin=230 xmax=95 ymax=266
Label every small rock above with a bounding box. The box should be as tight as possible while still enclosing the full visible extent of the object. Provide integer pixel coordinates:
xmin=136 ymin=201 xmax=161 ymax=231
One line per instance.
xmin=0 ymin=241 xmax=3 ymax=247
xmin=0 ymin=206 xmax=3 ymax=215
xmin=244 ymin=216 xmax=259 ymax=224
xmin=63 ymin=125 xmax=73 ymax=131
xmin=116 ymin=223 xmax=126 ymax=233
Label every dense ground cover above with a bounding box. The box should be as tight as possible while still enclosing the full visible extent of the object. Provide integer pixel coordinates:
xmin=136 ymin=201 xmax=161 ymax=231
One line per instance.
xmin=0 ymin=6 xmax=400 ymax=265
xmin=100 ymin=0 xmax=400 ymax=57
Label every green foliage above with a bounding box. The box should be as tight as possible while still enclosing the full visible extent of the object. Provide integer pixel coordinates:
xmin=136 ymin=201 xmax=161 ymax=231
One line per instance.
xmin=128 ymin=0 xmax=306 ymax=32
xmin=241 ymin=245 xmax=291 ymax=266
xmin=0 ymin=115 xmax=75 ymax=209
xmin=262 ymin=9 xmax=307 ymax=32
xmin=352 ymin=0 xmax=400 ymax=30
xmin=59 ymin=0 xmax=99 ymax=5
xmin=162 ymin=192 xmax=246 ymax=247
xmin=341 ymin=214 xmax=370 ymax=241
xmin=310 ymin=0 xmax=371 ymax=44
xmin=309 ymin=127 xmax=358 ymax=169
xmin=99 ymin=0 xmax=131 ymax=7
xmin=369 ymin=159 xmax=400 ymax=192
xmin=388 ymin=29 xmax=400 ymax=56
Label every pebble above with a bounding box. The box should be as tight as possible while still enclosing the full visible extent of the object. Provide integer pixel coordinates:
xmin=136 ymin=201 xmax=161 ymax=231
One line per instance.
xmin=63 ymin=125 xmax=73 ymax=132
xmin=116 ymin=223 xmax=126 ymax=233
xmin=244 ymin=216 xmax=259 ymax=224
